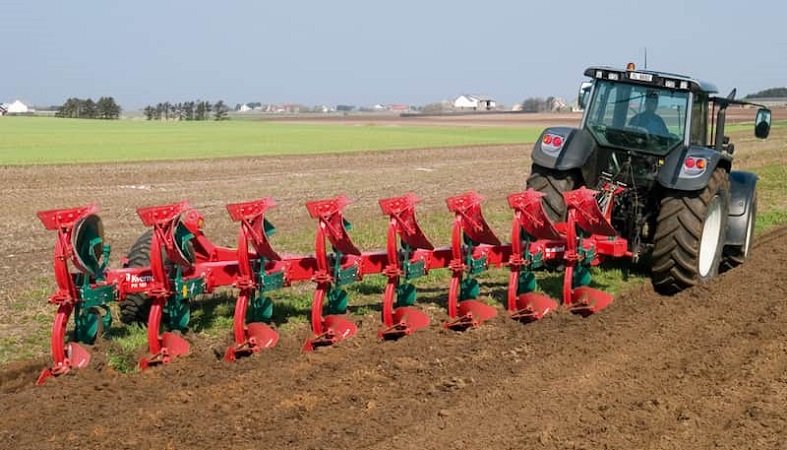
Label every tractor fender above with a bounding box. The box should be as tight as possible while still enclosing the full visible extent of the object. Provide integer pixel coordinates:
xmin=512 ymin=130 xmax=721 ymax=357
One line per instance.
xmin=531 ymin=127 xmax=597 ymax=171
xmin=725 ymin=171 xmax=758 ymax=247
xmin=657 ymin=146 xmax=729 ymax=191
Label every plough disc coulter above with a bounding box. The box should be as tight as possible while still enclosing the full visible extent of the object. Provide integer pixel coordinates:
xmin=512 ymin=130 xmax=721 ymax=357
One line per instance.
xmin=35 ymin=188 xmax=630 ymax=383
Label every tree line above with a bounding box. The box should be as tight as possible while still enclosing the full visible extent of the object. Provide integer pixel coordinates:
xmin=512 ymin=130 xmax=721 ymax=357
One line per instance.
xmin=745 ymin=87 xmax=787 ymax=99
xmin=55 ymin=97 xmax=122 ymax=119
xmin=142 ymin=100 xmax=229 ymax=121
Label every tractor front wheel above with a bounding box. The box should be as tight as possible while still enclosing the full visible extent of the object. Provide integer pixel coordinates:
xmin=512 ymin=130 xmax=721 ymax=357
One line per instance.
xmin=651 ymin=168 xmax=730 ymax=295
xmin=526 ymin=165 xmax=580 ymax=223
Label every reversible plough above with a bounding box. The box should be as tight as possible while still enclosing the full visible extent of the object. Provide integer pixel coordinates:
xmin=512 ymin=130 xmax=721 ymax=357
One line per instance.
xmin=35 ymin=187 xmax=629 ymax=384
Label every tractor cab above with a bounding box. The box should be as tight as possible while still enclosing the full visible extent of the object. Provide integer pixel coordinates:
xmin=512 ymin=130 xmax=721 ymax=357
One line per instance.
xmin=579 ymin=64 xmax=772 ymax=152
xmin=571 ymin=64 xmax=772 ymax=190
xmin=580 ymin=73 xmax=691 ymax=156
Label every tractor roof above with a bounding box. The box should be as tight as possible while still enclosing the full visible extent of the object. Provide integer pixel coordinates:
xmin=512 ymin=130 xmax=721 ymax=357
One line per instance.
xmin=584 ymin=66 xmax=718 ymax=95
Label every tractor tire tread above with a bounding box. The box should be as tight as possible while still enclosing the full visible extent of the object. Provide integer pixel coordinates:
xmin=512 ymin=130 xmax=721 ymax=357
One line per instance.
xmin=119 ymin=230 xmax=154 ymax=326
xmin=526 ymin=165 xmax=580 ymax=223
xmin=651 ymin=169 xmax=729 ymax=295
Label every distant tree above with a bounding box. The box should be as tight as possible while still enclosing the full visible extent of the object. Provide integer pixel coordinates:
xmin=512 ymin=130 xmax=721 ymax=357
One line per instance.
xmin=195 ymin=101 xmax=206 ymax=120
xmin=214 ymin=100 xmax=229 ymax=121
xmin=143 ymin=106 xmax=156 ymax=120
xmin=336 ymin=104 xmax=355 ymax=112
xmin=80 ymin=99 xmax=96 ymax=119
xmin=745 ymin=87 xmax=787 ymax=99
xmin=521 ymin=97 xmax=546 ymax=113
xmin=56 ymin=98 xmax=79 ymax=118
xmin=96 ymin=96 xmax=121 ymax=119
xmin=422 ymin=102 xmax=447 ymax=114
xmin=54 ymin=97 xmax=121 ymax=119
xmin=183 ymin=101 xmax=195 ymax=120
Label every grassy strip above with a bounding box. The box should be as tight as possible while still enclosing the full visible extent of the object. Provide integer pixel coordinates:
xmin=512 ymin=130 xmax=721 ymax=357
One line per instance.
xmin=0 ymin=117 xmax=543 ymax=165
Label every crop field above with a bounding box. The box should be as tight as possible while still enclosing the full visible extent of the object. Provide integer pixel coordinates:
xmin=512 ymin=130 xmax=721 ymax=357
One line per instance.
xmin=1 ymin=111 xmax=787 ymax=450
xmin=0 ymin=116 xmax=545 ymax=165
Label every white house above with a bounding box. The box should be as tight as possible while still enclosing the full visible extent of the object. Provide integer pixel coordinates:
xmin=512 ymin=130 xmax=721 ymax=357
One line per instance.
xmin=453 ymin=94 xmax=496 ymax=111
xmin=6 ymin=100 xmax=29 ymax=114
xmin=238 ymin=103 xmax=253 ymax=113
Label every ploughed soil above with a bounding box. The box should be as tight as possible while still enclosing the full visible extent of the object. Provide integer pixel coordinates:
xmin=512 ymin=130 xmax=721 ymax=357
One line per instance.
xmin=2 ymin=112 xmax=787 ymax=450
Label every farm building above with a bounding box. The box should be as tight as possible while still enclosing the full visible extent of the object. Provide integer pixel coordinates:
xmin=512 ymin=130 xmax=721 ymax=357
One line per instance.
xmin=6 ymin=100 xmax=30 ymax=114
xmin=453 ymin=94 xmax=496 ymax=110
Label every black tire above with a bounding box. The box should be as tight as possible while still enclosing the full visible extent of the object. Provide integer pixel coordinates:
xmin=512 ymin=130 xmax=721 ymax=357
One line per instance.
xmin=119 ymin=230 xmax=154 ymax=326
xmin=651 ymin=168 xmax=730 ymax=295
xmin=525 ymin=165 xmax=581 ymax=223
xmin=720 ymin=191 xmax=757 ymax=272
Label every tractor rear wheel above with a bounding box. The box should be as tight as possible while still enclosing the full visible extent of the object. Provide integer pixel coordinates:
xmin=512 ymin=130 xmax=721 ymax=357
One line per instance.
xmin=119 ymin=230 xmax=154 ymax=326
xmin=526 ymin=165 xmax=580 ymax=223
xmin=721 ymin=191 xmax=757 ymax=272
xmin=651 ymin=168 xmax=730 ymax=295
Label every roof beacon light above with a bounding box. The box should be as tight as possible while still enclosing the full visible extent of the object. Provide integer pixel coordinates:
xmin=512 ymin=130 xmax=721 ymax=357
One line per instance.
xmin=626 ymin=62 xmax=636 ymax=71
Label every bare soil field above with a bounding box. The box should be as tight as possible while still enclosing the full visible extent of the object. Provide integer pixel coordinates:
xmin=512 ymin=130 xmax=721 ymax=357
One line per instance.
xmin=1 ymin=113 xmax=787 ymax=450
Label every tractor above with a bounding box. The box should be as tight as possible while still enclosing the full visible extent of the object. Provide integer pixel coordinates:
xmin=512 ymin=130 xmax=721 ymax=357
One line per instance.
xmin=526 ymin=63 xmax=772 ymax=294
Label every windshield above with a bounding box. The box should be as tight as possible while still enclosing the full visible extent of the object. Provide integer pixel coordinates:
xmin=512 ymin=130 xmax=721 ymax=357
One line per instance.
xmin=583 ymin=80 xmax=689 ymax=155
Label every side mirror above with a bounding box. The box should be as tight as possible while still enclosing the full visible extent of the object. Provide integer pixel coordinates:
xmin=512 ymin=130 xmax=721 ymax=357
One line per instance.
xmin=577 ymin=81 xmax=592 ymax=110
xmin=755 ymin=108 xmax=771 ymax=139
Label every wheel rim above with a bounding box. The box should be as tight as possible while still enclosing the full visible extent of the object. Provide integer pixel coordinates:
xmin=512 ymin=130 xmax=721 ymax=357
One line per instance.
xmin=699 ymin=196 xmax=723 ymax=277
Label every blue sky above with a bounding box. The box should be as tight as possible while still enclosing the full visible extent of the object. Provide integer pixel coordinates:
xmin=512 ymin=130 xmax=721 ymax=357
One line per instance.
xmin=2 ymin=1 xmax=785 ymax=110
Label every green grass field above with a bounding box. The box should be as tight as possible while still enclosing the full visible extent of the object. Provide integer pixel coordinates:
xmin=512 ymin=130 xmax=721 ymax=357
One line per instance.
xmin=0 ymin=117 xmax=544 ymax=165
